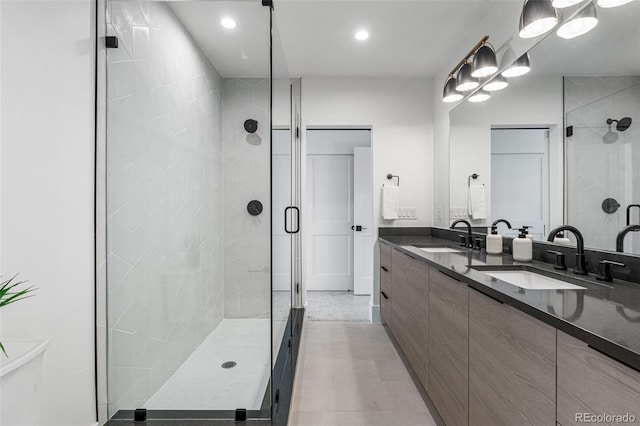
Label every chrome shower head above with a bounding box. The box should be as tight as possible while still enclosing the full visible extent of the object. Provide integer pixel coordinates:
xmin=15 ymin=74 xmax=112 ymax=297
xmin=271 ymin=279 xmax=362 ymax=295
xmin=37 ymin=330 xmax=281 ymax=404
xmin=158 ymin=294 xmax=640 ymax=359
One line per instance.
xmin=606 ymin=117 xmax=632 ymax=132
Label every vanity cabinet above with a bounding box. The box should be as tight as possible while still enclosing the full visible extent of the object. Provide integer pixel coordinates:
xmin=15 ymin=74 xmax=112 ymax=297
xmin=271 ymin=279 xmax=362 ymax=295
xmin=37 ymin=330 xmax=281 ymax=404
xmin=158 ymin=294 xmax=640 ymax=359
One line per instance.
xmin=428 ymin=270 xmax=469 ymax=426
xmin=557 ymin=331 xmax=640 ymax=426
xmin=469 ymin=288 xmax=556 ymax=426
xmin=390 ymin=248 xmax=429 ymax=388
xmin=379 ymin=242 xmax=392 ymax=326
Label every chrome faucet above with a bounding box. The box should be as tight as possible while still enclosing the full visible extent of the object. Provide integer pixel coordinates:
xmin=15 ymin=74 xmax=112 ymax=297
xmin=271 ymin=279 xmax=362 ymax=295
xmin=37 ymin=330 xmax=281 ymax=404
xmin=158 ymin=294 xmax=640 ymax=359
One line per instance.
xmin=451 ymin=219 xmax=473 ymax=248
xmin=547 ymin=226 xmax=588 ymax=275
xmin=616 ymin=224 xmax=640 ymax=252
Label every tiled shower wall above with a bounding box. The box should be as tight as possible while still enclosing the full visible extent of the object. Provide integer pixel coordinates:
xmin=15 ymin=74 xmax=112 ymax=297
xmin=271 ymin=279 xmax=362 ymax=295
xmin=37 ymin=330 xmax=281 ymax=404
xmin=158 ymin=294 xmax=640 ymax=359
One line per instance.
xmin=565 ymin=76 xmax=640 ymax=252
xmin=222 ymin=79 xmax=271 ymax=318
xmin=106 ymin=1 xmax=224 ymax=413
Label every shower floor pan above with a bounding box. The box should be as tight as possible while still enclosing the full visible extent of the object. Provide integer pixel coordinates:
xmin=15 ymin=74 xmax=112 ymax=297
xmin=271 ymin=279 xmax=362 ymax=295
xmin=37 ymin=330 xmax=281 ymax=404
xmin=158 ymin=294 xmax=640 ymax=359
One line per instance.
xmin=144 ymin=318 xmax=271 ymax=410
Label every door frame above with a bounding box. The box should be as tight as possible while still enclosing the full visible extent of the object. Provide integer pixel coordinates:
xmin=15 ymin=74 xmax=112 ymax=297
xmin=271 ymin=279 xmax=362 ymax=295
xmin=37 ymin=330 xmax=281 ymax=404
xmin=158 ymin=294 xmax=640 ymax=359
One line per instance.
xmin=300 ymin=126 xmax=374 ymax=314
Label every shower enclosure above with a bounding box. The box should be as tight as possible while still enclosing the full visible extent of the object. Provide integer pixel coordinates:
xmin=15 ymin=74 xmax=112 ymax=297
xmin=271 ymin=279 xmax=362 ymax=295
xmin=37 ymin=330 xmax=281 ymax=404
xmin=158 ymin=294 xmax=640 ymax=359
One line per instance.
xmin=565 ymin=76 xmax=640 ymax=253
xmin=102 ymin=0 xmax=301 ymax=423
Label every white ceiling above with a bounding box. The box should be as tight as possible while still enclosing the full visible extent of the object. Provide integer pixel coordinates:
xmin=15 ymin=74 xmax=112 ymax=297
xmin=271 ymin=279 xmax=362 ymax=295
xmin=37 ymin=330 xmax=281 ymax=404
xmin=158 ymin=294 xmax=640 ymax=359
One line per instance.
xmin=169 ymin=0 xmax=640 ymax=79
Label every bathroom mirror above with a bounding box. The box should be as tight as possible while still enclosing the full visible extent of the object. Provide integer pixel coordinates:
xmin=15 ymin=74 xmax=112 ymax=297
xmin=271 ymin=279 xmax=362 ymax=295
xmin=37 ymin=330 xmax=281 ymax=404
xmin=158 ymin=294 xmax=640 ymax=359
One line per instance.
xmin=448 ymin=1 xmax=640 ymax=254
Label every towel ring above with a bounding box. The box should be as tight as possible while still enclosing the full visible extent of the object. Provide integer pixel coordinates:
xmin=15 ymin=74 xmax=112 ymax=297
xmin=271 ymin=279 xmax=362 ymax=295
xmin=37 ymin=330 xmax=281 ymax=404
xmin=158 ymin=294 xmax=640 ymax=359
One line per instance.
xmin=468 ymin=173 xmax=479 ymax=187
xmin=386 ymin=174 xmax=400 ymax=186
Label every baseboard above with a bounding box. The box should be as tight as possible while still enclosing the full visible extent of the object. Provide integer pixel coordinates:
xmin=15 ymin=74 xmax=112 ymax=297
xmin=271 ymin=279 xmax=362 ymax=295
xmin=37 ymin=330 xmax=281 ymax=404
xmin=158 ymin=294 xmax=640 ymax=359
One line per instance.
xmin=370 ymin=303 xmax=381 ymax=324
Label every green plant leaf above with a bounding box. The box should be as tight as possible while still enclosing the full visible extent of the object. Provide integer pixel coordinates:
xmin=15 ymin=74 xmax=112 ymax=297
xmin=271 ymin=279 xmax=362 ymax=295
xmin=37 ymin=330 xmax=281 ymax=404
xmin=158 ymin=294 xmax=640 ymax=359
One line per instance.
xmin=0 ymin=274 xmax=36 ymax=308
xmin=0 ymin=341 xmax=6 ymax=357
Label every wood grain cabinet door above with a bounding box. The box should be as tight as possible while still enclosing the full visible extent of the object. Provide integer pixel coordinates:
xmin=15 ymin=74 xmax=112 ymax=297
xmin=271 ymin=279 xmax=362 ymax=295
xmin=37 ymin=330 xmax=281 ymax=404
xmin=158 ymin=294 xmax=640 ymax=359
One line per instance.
xmin=428 ymin=270 xmax=469 ymax=426
xmin=390 ymin=249 xmax=429 ymax=388
xmin=469 ymin=288 xmax=556 ymax=426
xmin=557 ymin=331 xmax=640 ymax=426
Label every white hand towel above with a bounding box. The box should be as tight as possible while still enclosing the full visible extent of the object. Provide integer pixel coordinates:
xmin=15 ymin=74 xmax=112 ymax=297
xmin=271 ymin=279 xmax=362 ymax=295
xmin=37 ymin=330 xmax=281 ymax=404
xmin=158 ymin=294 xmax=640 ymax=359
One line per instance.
xmin=382 ymin=185 xmax=400 ymax=220
xmin=468 ymin=183 xmax=487 ymax=220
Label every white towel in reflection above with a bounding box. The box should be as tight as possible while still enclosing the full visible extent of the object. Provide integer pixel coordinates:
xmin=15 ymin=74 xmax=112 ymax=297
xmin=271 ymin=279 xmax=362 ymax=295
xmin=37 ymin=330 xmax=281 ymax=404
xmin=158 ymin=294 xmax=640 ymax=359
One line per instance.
xmin=468 ymin=183 xmax=487 ymax=220
xmin=382 ymin=184 xmax=399 ymax=220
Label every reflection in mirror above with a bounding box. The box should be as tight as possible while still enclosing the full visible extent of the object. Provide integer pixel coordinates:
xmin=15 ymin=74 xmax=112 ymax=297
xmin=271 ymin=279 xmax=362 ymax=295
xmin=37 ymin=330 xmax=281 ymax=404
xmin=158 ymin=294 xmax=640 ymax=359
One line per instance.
xmin=449 ymin=0 xmax=640 ymax=254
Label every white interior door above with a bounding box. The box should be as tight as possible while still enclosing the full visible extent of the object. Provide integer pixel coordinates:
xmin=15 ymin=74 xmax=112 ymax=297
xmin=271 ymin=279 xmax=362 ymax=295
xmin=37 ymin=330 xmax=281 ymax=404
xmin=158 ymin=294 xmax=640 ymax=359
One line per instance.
xmin=491 ymin=128 xmax=549 ymax=240
xmin=353 ymin=147 xmax=373 ymax=295
xmin=307 ymin=154 xmax=354 ymax=291
xmin=272 ymin=129 xmax=292 ymax=291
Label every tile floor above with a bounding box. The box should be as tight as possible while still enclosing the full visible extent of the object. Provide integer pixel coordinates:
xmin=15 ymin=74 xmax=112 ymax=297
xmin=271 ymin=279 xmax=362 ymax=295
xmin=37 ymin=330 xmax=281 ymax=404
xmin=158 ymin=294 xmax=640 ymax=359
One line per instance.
xmin=305 ymin=292 xmax=370 ymax=322
xmin=288 ymin=322 xmax=437 ymax=426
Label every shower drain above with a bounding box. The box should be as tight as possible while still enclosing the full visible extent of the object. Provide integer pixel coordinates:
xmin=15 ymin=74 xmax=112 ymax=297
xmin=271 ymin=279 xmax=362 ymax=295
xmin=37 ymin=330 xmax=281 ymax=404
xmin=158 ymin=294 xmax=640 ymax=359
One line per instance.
xmin=221 ymin=361 xmax=237 ymax=369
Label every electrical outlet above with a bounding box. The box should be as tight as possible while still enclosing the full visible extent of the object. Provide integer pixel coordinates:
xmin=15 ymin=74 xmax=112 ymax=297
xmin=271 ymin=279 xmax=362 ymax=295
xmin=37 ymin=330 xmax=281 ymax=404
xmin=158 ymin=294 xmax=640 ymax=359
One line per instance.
xmin=437 ymin=206 xmax=443 ymax=220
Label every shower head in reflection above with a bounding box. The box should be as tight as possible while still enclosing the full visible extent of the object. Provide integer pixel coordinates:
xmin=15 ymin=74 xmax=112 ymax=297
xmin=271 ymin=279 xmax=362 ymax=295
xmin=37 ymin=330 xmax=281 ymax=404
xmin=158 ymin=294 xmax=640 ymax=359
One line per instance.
xmin=603 ymin=123 xmax=618 ymax=144
xmin=603 ymin=117 xmax=632 ymax=144
xmin=607 ymin=117 xmax=632 ymax=131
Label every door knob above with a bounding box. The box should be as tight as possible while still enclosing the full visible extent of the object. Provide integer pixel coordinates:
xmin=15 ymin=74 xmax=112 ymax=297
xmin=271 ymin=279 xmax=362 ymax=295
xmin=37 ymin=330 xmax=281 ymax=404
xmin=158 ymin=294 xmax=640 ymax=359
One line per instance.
xmin=351 ymin=225 xmax=366 ymax=231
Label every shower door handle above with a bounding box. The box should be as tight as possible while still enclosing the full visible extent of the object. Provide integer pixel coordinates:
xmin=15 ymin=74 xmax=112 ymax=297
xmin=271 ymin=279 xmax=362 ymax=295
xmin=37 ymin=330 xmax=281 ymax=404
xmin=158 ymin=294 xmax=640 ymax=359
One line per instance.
xmin=284 ymin=206 xmax=300 ymax=234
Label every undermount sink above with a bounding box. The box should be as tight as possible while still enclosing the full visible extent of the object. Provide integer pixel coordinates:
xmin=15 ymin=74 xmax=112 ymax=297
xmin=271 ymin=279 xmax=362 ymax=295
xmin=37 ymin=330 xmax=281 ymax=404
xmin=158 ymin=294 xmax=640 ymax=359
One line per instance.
xmin=417 ymin=247 xmax=462 ymax=254
xmin=485 ymin=271 xmax=586 ymax=290
xmin=470 ymin=265 xmax=587 ymax=290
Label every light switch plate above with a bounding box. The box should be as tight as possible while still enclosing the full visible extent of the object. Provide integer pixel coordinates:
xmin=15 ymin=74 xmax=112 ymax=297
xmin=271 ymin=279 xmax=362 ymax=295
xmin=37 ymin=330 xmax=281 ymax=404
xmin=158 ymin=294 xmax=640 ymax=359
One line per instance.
xmin=449 ymin=207 xmax=468 ymax=219
xmin=398 ymin=207 xmax=417 ymax=220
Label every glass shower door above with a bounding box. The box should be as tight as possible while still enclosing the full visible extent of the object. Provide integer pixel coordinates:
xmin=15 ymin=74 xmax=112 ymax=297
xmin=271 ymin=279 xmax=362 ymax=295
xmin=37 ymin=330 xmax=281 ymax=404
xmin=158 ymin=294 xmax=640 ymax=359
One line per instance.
xmin=104 ymin=0 xmax=286 ymax=421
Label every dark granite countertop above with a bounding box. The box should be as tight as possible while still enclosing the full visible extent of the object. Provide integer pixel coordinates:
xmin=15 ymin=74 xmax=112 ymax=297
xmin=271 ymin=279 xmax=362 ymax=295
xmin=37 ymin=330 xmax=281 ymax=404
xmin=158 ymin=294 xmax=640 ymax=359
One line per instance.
xmin=380 ymin=235 xmax=640 ymax=372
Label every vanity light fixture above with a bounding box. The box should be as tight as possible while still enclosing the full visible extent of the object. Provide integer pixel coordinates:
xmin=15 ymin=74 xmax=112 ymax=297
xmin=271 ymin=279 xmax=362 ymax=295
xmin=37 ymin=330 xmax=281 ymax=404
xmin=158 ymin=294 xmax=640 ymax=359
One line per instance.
xmin=468 ymin=90 xmax=491 ymax=103
xmin=596 ymin=0 xmax=633 ymax=7
xmin=471 ymin=44 xmax=499 ymax=78
xmin=221 ymin=18 xmax=237 ymax=29
xmin=552 ymin=0 xmax=587 ymax=7
xmin=519 ymin=0 xmax=559 ymax=38
xmin=483 ymin=74 xmax=509 ymax=91
xmin=443 ymin=76 xmax=464 ymax=102
xmin=442 ymin=35 xmax=491 ymax=103
xmin=501 ymin=53 xmax=531 ymax=77
xmin=556 ymin=1 xmax=598 ymax=39
xmin=456 ymin=62 xmax=480 ymax=91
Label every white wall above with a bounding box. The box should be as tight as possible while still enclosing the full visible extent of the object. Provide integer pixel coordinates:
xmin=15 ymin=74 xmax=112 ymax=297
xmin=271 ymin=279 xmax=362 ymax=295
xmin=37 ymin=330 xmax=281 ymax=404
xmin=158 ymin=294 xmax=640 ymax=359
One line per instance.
xmin=0 ymin=1 xmax=96 ymax=425
xmin=301 ymin=77 xmax=433 ymax=317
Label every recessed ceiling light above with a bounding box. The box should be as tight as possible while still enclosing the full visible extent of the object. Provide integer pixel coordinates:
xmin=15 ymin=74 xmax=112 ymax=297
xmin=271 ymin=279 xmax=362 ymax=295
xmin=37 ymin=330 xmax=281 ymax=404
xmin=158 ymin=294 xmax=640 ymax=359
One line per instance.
xmin=221 ymin=18 xmax=236 ymax=29
xmin=355 ymin=30 xmax=369 ymax=41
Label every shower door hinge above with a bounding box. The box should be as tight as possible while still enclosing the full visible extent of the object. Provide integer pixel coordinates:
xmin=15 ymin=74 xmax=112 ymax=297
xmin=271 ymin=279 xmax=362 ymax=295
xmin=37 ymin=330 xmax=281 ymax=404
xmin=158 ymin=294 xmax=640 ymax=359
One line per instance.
xmin=134 ymin=408 xmax=146 ymax=421
xmin=296 ymin=283 xmax=300 ymax=294
xmin=566 ymin=126 xmax=573 ymax=137
xmin=105 ymin=36 xmax=119 ymax=49
xmin=235 ymin=408 xmax=247 ymax=421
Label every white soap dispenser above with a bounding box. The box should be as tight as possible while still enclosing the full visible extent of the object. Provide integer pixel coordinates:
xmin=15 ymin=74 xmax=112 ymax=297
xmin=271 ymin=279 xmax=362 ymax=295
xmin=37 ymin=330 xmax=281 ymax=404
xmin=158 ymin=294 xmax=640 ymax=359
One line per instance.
xmin=486 ymin=219 xmax=512 ymax=255
xmin=513 ymin=228 xmax=533 ymax=262
xmin=553 ymin=231 xmax=571 ymax=245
